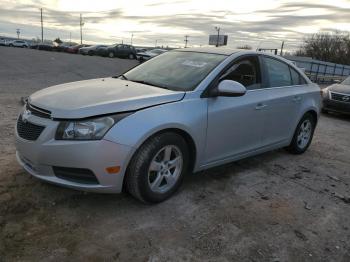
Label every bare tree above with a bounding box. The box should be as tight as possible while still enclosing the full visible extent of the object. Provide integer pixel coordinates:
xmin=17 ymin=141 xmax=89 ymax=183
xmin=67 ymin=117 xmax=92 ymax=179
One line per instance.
xmin=296 ymin=31 xmax=350 ymax=65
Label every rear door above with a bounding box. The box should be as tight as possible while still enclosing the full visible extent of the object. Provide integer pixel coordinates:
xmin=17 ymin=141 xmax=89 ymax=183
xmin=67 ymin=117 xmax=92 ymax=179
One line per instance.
xmin=259 ymin=56 xmax=300 ymax=146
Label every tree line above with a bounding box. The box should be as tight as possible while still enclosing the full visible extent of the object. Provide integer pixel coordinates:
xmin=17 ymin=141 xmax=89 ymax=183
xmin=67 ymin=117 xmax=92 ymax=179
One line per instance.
xmin=296 ymin=31 xmax=350 ymax=65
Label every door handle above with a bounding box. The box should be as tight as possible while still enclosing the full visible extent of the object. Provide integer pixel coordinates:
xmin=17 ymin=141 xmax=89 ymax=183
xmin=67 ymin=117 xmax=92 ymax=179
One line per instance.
xmin=255 ymin=103 xmax=267 ymax=110
xmin=293 ymin=96 xmax=302 ymax=103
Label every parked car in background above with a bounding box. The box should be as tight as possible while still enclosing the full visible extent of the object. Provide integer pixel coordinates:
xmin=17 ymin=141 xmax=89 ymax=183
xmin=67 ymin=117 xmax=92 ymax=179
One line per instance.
xmin=66 ymin=44 xmax=90 ymax=54
xmin=102 ymin=44 xmax=137 ymax=59
xmin=15 ymin=48 xmax=321 ymax=203
xmin=8 ymin=40 xmax=29 ymax=48
xmin=31 ymin=43 xmax=54 ymax=51
xmin=136 ymin=49 xmax=168 ymax=61
xmin=0 ymin=38 xmax=7 ymax=46
xmin=136 ymin=48 xmax=147 ymax=53
xmin=322 ymin=76 xmax=350 ymax=115
xmin=79 ymin=45 xmax=107 ymax=55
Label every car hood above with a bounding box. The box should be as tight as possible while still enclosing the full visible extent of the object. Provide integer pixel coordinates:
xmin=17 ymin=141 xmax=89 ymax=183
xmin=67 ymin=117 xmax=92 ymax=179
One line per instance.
xmin=29 ymin=78 xmax=185 ymax=119
xmin=328 ymin=84 xmax=350 ymax=94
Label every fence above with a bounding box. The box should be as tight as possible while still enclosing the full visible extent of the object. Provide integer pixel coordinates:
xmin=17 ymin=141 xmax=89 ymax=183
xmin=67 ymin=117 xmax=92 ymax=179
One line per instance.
xmin=284 ymin=55 xmax=350 ymax=84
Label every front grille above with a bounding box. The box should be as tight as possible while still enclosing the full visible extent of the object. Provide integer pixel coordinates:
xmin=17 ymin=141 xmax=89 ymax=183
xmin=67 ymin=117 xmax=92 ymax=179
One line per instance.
xmin=330 ymin=92 xmax=350 ymax=103
xmin=17 ymin=116 xmax=45 ymax=141
xmin=53 ymin=166 xmax=99 ymax=184
xmin=26 ymin=103 xmax=51 ymax=119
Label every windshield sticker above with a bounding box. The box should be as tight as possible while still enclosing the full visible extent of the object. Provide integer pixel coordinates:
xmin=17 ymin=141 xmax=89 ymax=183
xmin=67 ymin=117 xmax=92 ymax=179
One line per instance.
xmin=182 ymin=60 xmax=208 ymax=68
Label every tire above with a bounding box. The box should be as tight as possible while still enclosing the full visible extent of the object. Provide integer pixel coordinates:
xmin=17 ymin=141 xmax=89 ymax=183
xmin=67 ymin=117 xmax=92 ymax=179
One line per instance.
xmin=9 ymin=44 xmax=13 ymax=47
xmin=88 ymin=51 xmax=93 ymax=56
xmin=108 ymin=52 xmax=114 ymax=58
xmin=126 ymin=132 xmax=189 ymax=203
xmin=128 ymin=53 xmax=135 ymax=59
xmin=287 ymin=113 xmax=316 ymax=154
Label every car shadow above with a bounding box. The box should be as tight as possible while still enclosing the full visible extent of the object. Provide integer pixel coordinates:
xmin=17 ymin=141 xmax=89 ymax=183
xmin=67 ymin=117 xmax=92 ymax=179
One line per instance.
xmin=322 ymin=111 xmax=350 ymax=122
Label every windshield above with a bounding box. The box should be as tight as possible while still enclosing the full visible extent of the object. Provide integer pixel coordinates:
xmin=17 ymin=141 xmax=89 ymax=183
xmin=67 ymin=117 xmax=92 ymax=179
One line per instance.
xmin=342 ymin=76 xmax=350 ymax=85
xmin=124 ymin=51 xmax=227 ymax=91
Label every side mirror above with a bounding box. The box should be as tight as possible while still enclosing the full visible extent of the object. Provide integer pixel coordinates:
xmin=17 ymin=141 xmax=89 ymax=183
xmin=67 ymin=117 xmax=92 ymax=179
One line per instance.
xmin=334 ymin=79 xmax=341 ymax=84
xmin=212 ymin=80 xmax=247 ymax=97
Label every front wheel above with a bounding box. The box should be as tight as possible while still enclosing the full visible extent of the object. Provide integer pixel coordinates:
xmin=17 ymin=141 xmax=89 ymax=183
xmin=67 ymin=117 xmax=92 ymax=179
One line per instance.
xmin=126 ymin=133 xmax=189 ymax=203
xmin=128 ymin=53 xmax=135 ymax=59
xmin=287 ymin=113 xmax=316 ymax=154
xmin=108 ymin=52 xmax=114 ymax=58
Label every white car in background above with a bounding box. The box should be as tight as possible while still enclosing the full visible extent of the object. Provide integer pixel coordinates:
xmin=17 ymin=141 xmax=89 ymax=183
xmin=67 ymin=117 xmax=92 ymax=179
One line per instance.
xmin=8 ymin=40 xmax=29 ymax=48
xmin=136 ymin=49 xmax=168 ymax=61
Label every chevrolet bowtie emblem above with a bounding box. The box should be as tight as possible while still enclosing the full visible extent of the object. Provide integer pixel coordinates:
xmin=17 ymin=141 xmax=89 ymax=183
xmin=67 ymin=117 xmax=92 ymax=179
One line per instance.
xmin=22 ymin=109 xmax=31 ymax=122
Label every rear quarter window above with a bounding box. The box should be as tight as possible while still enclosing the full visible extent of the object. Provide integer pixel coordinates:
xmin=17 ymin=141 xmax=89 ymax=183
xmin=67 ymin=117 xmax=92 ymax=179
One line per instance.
xmin=290 ymin=67 xmax=307 ymax=85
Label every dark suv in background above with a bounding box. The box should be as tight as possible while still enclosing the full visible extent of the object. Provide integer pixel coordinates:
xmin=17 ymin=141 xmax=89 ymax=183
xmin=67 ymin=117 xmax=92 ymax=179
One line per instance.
xmin=100 ymin=44 xmax=136 ymax=59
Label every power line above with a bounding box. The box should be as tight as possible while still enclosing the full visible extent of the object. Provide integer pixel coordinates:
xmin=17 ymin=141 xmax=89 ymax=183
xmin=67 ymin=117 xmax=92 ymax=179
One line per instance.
xmin=40 ymin=8 xmax=43 ymax=42
xmin=215 ymin=27 xmax=220 ymax=47
xmin=184 ymin=35 xmax=189 ymax=48
xmin=280 ymin=41 xmax=285 ymax=56
xmin=80 ymin=14 xmax=84 ymax=44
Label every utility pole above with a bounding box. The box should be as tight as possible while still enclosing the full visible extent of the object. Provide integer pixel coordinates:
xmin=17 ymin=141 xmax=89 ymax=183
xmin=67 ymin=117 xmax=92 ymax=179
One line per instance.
xmin=184 ymin=35 xmax=189 ymax=48
xmin=40 ymin=8 xmax=43 ymax=42
xmin=155 ymin=39 xmax=158 ymax=47
xmin=16 ymin=29 xmax=20 ymax=39
xmin=69 ymin=32 xmax=71 ymax=44
xmin=280 ymin=41 xmax=285 ymax=56
xmin=215 ymin=26 xmax=220 ymax=47
xmin=79 ymin=14 xmax=84 ymax=44
xmin=131 ymin=33 xmax=134 ymax=45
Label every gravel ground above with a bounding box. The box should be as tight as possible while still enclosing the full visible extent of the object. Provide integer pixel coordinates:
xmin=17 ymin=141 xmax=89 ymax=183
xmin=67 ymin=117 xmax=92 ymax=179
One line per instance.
xmin=0 ymin=47 xmax=349 ymax=262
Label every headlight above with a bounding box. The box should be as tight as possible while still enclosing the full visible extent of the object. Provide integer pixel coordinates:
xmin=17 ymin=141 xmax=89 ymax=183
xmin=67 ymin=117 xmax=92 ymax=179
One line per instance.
xmin=55 ymin=113 xmax=132 ymax=140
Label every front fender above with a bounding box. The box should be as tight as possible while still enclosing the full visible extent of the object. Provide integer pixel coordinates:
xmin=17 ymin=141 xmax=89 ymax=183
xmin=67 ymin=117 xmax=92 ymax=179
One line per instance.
xmin=104 ymin=97 xmax=208 ymax=170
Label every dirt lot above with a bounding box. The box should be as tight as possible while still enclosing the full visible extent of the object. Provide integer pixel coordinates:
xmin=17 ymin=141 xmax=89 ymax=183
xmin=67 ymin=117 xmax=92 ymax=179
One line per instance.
xmin=0 ymin=47 xmax=349 ymax=262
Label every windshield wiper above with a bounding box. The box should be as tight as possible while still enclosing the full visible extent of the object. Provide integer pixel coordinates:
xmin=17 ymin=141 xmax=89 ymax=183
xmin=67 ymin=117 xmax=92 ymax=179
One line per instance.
xmin=113 ymin=74 xmax=128 ymax=80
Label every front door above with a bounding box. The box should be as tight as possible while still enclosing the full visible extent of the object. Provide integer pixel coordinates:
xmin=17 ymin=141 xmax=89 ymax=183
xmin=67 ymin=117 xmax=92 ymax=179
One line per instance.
xmin=205 ymin=55 xmax=268 ymax=164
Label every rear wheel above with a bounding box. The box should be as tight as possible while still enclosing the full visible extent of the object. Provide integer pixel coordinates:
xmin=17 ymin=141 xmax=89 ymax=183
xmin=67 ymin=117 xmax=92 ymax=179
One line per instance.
xmin=287 ymin=113 xmax=316 ymax=154
xmin=88 ymin=50 xmax=93 ymax=56
xmin=128 ymin=53 xmax=135 ymax=59
xmin=108 ymin=52 xmax=114 ymax=58
xmin=126 ymin=133 xmax=189 ymax=203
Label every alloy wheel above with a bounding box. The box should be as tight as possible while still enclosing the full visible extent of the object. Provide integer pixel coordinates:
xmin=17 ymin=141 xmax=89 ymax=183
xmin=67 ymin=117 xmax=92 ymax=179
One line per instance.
xmin=297 ymin=119 xmax=312 ymax=149
xmin=148 ymin=145 xmax=183 ymax=194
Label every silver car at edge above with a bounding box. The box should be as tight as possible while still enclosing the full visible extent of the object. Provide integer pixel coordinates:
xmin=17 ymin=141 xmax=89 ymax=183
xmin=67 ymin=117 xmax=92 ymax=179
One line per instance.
xmin=15 ymin=47 xmax=322 ymax=203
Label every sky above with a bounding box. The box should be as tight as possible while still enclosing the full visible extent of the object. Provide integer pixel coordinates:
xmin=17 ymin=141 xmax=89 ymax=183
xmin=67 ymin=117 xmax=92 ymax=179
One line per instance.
xmin=0 ymin=0 xmax=350 ymax=51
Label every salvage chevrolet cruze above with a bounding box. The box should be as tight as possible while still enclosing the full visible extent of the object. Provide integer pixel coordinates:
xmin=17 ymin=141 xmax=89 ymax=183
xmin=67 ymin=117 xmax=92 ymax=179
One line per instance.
xmin=15 ymin=48 xmax=321 ymax=203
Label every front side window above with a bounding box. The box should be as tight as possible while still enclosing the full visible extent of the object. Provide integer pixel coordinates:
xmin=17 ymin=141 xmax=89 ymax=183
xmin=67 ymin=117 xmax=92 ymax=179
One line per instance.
xmin=264 ymin=57 xmax=292 ymax=87
xmin=124 ymin=51 xmax=227 ymax=91
xmin=221 ymin=56 xmax=262 ymax=90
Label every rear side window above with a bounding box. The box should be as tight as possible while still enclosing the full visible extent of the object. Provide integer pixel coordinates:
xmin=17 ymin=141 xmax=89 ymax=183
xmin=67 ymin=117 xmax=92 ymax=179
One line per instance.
xmin=264 ymin=57 xmax=292 ymax=87
xmin=290 ymin=67 xmax=308 ymax=85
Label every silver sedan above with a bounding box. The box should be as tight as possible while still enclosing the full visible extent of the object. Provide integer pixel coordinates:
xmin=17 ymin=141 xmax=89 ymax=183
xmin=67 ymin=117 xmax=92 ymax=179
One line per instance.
xmin=15 ymin=48 xmax=321 ymax=203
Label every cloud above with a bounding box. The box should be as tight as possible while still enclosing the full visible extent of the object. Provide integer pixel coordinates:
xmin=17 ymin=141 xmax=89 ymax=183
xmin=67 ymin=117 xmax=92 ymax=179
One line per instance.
xmin=0 ymin=0 xmax=349 ymax=50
